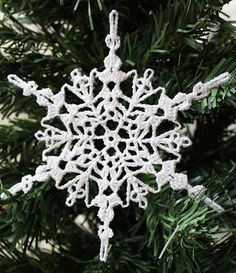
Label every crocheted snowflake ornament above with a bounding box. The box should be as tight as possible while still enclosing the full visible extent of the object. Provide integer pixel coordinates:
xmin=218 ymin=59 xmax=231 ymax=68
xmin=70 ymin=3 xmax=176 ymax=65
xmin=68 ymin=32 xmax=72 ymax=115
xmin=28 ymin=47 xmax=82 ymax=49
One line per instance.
xmin=5 ymin=10 xmax=229 ymax=261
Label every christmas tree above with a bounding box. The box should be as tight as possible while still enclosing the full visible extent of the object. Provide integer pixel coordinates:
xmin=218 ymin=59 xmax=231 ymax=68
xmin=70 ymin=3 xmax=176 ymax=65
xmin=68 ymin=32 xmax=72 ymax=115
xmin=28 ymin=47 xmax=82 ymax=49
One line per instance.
xmin=0 ymin=1 xmax=235 ymax=272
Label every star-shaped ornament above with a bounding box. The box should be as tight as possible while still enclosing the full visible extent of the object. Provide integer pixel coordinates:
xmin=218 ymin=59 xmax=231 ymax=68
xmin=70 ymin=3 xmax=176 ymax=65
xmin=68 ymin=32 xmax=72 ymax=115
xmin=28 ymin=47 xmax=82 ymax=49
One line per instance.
xmin=4 ymin=10 xmax=229 ymax=261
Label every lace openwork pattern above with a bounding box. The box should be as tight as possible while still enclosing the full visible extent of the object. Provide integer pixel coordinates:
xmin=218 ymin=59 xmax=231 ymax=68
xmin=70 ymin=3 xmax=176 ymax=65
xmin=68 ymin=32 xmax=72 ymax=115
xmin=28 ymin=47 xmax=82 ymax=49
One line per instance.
xmin=4 ymin=10 xmax=229 ymax=261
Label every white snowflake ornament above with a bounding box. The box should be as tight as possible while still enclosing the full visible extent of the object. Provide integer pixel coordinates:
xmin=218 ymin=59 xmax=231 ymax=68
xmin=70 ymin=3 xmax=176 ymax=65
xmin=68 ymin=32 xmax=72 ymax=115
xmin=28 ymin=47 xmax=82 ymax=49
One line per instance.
xmin=4 ymin=10 xmax=230 ymax=261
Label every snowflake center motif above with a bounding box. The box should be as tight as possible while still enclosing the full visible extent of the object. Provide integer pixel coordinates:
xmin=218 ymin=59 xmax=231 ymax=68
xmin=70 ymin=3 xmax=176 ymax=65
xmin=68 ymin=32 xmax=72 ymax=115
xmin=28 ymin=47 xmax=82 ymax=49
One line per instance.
xmin=5 ymin=10 xmax=229 ymax=262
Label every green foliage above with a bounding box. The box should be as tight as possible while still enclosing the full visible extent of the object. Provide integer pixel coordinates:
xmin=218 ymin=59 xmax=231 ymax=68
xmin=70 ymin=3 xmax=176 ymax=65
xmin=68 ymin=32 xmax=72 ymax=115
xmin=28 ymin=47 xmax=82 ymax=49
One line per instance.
xmin=0 ymin=0 xmax=235 ymax=272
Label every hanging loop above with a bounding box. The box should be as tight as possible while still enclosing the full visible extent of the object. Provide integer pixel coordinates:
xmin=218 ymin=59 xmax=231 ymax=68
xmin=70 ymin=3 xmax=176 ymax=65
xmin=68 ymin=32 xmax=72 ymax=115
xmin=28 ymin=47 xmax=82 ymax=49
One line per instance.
xmin=105 ymin=10 xmax=120 ymax=50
